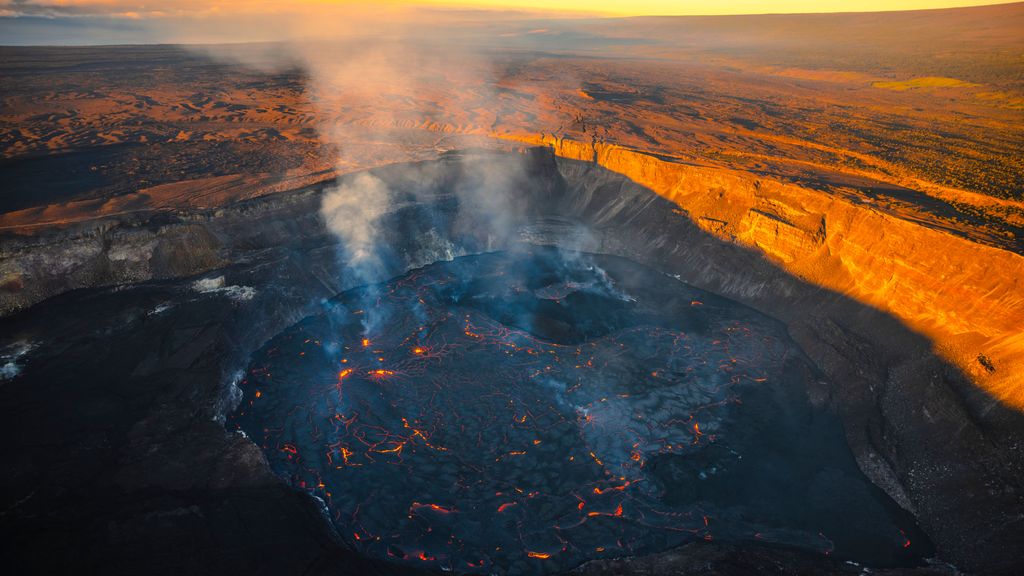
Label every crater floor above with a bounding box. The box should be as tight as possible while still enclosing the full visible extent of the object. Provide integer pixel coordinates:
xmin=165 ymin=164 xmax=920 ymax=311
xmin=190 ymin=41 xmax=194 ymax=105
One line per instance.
xmin=232 ymin=247 xmax=929 ymax=574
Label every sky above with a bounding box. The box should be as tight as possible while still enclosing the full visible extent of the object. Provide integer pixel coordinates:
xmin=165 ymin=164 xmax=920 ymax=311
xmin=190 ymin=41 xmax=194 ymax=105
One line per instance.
xmin=0 ymin=0 xmax=1019 ymax=18
xmin=0 ymin=1 xmax=1019 ymax=45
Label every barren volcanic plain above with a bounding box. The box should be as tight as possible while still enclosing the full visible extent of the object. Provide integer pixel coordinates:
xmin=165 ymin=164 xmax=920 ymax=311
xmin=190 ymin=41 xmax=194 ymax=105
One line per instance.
xmin=1 ymin=3 xmax=1023 ymax=576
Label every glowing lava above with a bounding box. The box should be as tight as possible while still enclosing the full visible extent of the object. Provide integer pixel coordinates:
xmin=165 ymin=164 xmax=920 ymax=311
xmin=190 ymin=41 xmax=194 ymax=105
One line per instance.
xmin=232 ymin=248 xmax=928 ymax=574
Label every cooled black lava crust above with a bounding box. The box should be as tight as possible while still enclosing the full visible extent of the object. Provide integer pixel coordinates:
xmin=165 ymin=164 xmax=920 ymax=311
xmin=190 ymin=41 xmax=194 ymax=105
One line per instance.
xmin=232 ymin=247 xmax=930 ymax=575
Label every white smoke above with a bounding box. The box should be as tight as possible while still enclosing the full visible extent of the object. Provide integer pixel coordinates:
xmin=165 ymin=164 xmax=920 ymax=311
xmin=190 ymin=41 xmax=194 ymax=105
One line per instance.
xmin=0 ymin=341 xmax=36 ymax=381
xmin=174 ymin=7 xmax=587 ymax=337
xmin=191 ymin=275 xmax=257 ymax=302
xmin=320 ymin=172 xmax=390 ymax=283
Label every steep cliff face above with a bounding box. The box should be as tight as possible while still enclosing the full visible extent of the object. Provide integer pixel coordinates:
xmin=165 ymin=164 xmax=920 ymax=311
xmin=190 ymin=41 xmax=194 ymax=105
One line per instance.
xmin=513 ymin=134 xmax=1024 ymax=411
xmin=544 ymin=154 xmax=1023 ymax=574
xmin=0 ymin=190 xmax=326 ymax=315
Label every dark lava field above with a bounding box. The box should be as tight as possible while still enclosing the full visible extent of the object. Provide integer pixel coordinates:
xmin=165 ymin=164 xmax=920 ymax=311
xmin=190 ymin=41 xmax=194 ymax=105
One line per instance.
xmin=233 ymin=248 xmax=929 ymax=574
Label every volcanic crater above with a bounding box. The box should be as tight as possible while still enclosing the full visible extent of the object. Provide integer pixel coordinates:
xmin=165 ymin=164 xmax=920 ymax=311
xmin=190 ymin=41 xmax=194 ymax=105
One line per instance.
xmin=1 ymin=148 xmax=1020 ymax=575
xmin=233 ymin=246 xmax=930 ymax=574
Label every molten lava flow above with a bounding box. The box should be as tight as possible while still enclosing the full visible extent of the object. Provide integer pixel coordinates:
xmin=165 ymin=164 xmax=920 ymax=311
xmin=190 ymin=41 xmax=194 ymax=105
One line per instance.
xmin=527 ymin=551 xmax=552 ymax=559
xmin=410 ymin=502 xmax=455 ymax=515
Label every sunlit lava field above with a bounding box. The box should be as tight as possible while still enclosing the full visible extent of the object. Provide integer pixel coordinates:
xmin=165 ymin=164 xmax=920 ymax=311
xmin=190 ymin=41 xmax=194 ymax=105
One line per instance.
xmin=232 ymin=247 xmax=927 ymax=574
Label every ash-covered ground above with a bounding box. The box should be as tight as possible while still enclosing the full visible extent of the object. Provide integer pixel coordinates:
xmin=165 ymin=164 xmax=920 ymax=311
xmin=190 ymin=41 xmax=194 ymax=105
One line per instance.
xmin=233 ymin=247 xmax=929 ymax=574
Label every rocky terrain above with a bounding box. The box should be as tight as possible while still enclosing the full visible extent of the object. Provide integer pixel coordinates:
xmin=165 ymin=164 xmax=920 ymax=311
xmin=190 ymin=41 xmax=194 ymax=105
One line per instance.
xmin=1 ymin=3 xmax=1023 ymax=575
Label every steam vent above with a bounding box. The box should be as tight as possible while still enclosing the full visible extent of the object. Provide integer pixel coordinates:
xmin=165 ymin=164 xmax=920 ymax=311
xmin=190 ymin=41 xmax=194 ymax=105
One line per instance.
xmin=1 ymin=4 xmax=1022 ymax=576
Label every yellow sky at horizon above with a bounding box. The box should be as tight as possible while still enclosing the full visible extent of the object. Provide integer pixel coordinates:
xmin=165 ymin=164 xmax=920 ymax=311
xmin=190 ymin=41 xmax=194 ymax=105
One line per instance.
xmin=413 ymin=0 xmax=1020 ymax=16
xmin=1 ymin=0 xmax=1021 ymax=18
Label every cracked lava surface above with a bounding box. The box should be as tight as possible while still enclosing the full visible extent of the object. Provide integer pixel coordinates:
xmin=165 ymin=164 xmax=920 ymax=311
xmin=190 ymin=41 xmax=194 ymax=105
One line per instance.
xmin=231 ymin=247 xmax=929 ymax=574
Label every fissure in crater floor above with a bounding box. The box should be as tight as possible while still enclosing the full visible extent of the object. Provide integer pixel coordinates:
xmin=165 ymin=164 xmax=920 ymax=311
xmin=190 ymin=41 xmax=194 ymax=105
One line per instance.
xmin=232 ymin=247 xmax=929 ymax=574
